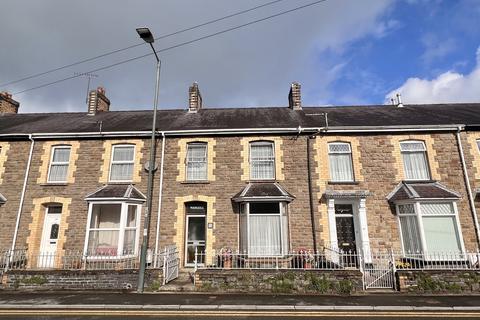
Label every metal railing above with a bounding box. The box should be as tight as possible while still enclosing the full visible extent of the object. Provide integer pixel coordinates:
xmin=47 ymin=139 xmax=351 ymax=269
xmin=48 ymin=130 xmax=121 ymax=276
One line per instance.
xmin=1 ymin=249 xmax=167 ymax=272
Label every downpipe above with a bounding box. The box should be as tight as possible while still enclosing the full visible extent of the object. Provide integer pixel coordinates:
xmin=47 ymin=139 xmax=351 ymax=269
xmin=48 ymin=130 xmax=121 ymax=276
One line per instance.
xmin=456 ymin=128 xmax=480 ymax=248
xmin=154 ymin=132 xmax=166 ymax=268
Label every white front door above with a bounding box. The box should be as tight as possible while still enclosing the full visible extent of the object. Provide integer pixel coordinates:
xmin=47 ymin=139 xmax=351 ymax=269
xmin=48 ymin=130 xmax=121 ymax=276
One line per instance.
xmin=38 ymin=206 xmax=62 ymax=268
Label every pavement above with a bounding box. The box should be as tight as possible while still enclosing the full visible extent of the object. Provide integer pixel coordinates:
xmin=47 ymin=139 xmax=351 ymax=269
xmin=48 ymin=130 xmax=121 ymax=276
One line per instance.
xmin=0 ymin=291 xmax=479 ymax=312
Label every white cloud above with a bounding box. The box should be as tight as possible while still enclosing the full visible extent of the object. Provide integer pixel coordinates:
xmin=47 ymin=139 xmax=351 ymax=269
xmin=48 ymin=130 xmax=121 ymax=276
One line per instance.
xmin=385 ymin=46 xmax=480 ymax=104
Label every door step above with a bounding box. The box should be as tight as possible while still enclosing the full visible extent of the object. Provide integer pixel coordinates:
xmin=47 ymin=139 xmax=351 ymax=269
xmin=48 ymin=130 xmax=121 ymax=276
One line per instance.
xmin=159 ymin=271 xmax=195 ymax=292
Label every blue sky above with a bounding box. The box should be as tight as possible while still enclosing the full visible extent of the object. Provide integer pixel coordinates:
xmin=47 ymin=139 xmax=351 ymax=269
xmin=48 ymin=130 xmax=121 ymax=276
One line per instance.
xmin=324 ymin=0 xmax=480 ymax=105
xmin=0 ymin=0 xmax=479 ymax=112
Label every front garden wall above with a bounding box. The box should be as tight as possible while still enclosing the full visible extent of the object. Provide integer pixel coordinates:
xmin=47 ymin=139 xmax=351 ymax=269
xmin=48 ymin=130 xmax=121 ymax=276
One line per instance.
xmin=195 ymin=269 xmax=363 ymax=294
xmin=1 ymin=269 xmax=162 ymax=291
xmin=397 ymin=270 xmax=480 ymax=294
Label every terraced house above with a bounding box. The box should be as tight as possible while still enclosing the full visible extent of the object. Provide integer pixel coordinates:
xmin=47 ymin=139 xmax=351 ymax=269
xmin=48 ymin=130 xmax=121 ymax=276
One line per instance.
xmin=0 ymin=83 xmax=480 ymax=291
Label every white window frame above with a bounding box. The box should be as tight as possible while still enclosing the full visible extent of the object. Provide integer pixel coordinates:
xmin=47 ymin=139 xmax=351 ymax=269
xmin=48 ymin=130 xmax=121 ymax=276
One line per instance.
xmin=83 ymin=201 xmax=142 ymax=259
xmin=108 ymin=144 xmax=135 ymax=183
xmin=185 ymin=142 xmax=208 ymax=181
xmin=396 ymin=200 xmax=466 ymax=260
xmin=328 ymin=142 xmax=354 ymax=182
xmin=249 ymin=141 xmax=275 ymax=180
xmin=240 ymin=202 xmax=288 ymax=257
xmin=400 ymin=140 xmax=431 ymax=181
xmin=47 ymin=145 xmax=71 ymax=183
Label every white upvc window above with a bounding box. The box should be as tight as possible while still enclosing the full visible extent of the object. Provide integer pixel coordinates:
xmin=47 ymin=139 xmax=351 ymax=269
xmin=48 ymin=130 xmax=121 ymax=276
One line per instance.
xmin=397 ymin=201 xmax=465 ymax=259
xmin=186 ymin=143 xmax=207 ymax=181
xmin=47 ymin=146 xmax=71 ymax=183
xmin=84 ymin=202 xmax=141 ymax=258
xmin=250 ymin=141 xmax=275 ymax=180
xmin=328 ymin=142 xmax=354 ymax=182
xmin=239 ymin=202 xmax=288 ymax=257
xmin=109 ymin=145 xmax=135 ymax=182
xmin=400 ymin=141 xmax=431 ymax=181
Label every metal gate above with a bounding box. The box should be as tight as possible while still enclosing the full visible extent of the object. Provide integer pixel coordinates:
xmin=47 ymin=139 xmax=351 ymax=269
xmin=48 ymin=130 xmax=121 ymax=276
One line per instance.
xmin=362 ymin=252 xmax=396 ymax=290
xmin=162 ymin=245 xmax=179 ymax=285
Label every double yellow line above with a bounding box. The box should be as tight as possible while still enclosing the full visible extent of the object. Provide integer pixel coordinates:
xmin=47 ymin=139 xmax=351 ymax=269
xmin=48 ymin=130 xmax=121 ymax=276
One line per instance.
xmin=1 ymin=310 xmax=480 ymax=318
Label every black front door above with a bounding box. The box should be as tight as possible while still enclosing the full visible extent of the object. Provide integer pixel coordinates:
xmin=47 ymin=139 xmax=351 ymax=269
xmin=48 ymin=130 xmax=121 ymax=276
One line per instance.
xmin=335 ymin=204 xmax=356 ymax=253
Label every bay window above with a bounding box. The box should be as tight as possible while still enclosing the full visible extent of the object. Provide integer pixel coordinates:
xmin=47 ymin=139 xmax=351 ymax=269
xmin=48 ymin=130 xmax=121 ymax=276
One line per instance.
xmin=250 ymin=141 xmax=275 ymax=180
xmin=400 ymin=141 xmax=431 ymax=180
xmin=109 ymin=145 xmax=135 ymax=182
xmin=328 ymin=142 xmax=354 ymax=182
xmin=397 ymin=202 xmax=464 ymax=258
xmin=48 ymin=146 xmax=71 ymax=183
xmin=240 ymin=202 xmax=288 ymax=256
xmin=85 ymin=202 xmax=140 ymax=257
xmin=186 ymin=143 xmax=207 ymax=181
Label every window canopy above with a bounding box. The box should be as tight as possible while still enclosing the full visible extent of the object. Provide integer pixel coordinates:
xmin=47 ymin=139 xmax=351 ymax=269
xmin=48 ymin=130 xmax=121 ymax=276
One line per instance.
xmin=387 ymin=181 xmax=461 ymax=203
xmin=85 ymin=184 xmax=146 ymax=202
xmin=232 ymin=182 xmax=295 ymax=202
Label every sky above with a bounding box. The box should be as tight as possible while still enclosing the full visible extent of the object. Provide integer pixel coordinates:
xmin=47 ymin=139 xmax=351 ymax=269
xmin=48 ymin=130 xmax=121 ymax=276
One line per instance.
xmin=0 ymin=0 xmax=479 ymax=113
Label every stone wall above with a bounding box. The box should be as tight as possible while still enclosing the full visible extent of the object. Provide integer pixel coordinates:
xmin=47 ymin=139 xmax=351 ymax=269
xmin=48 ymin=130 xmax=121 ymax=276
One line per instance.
xmin=1 ymin=269 xmax=162 ymax=291
xmin=195 ymin=269 xmax=363 ymax=294
xmin=397 ymin=270 xmax=480 ymax=294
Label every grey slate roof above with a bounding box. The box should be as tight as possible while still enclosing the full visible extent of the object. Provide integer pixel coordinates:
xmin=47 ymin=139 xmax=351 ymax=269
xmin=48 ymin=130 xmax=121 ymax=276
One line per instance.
xmin=85 ymin=184 xmax=146 ymax=201
xmin=1 ymin=103 xmax=480 ymax=135
xmin=232 ymin=182 xmax=295 ymax=202
xmin=387 ymin=181 xmax=461 ymax=202
xmin=0 ymin=193 xmax=6 ymax=205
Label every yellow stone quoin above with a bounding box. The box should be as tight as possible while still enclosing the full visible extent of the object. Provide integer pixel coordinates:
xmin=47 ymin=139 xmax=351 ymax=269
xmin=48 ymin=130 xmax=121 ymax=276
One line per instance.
xmin=37 ymin=141 xmax=80 ymax=184
xmin=240 ymin=136 xmax=285 ymax=181
xmin=0 ymin=142 xmax=10 ymax=184
xmin=173 ymin=195 xmax=216 ymax=265
xmin=466 ymin=132 xmax=480 ymax=180
xmin=99 ymin=139 xmax=144 ymax=183
xmin=176 ymin=138 xmax=216 ymax=182
xmin=390 ymin=135 xmax=440 ymax=181
xmin=26 ymin=196 xmax=72 ymax=268
xmin=313 ymin=136 xmax=364 ymax=244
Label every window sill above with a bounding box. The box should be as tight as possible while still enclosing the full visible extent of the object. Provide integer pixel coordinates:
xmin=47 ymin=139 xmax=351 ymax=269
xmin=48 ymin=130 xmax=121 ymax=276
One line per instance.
xmin=402 ymin=179 xmax=436 ymax=183
xmin=181 ymin=181 xmax=210 ymax=184
xmin=40 ymin=183 xmax=68 ymax=186
xmin=247 ymin=179 xmax=276 ymax=183
xmin=108 ymin=181 xmax=136 ymax=185
xmin=327 ymin=181 xmax=359 ymax=185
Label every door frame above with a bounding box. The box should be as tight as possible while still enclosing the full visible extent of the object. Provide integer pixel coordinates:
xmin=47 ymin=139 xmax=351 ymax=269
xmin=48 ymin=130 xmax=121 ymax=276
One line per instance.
xmin=184 ymin=214 xmax=207 ymax=267
xmin=38 ymin=207 xmax=62 ymax=268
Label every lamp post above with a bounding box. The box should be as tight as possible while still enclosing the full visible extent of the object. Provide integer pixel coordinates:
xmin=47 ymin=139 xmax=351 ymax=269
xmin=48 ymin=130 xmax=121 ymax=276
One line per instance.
xmin=136 ymin=27 xmax=161 ymax=293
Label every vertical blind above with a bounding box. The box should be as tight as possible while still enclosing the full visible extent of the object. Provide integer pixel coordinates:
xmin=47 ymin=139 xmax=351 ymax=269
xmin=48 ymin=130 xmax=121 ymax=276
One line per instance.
xmin=110 ymin=145 xmax=135 ymax=181
xmin=250 ymin=142 xmax=275 ymax=180
xmin=400 ymin=141 xmax=430 ymax=180
xmin=328 ymin=143 xmax=354 ymax=182
xmin=186 ymin=143 xmax=207 ymax=181
xmin=48 ymin=147 xmax=71 ymax=182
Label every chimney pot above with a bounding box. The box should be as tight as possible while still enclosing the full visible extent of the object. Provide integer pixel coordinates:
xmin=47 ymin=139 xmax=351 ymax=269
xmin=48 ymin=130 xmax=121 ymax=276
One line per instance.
xmin=0 ymin=91 xmax=20 ymax=114
xmin=87 ymin=86 xmax=110 ymax=115
xmin=288 ymin=82 xmax=302 ymax=110
xmin=188 ymin=82 xmax=202 ymax=113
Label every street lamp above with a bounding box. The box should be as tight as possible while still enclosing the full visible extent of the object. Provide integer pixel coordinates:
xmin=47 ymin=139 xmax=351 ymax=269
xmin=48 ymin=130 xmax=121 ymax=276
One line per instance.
xmin=136 ymin=27 xmax=161 ymax=293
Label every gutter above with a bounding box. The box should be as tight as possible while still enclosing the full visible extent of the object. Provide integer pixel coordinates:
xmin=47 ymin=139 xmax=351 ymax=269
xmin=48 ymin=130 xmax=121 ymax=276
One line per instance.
xmin=9 ymin=135 xmax=35 ymax=257
xmin=455 ymin=127 xmax=480 ymax=247
xmin=154 ymin=132 xmax=166 ymax=267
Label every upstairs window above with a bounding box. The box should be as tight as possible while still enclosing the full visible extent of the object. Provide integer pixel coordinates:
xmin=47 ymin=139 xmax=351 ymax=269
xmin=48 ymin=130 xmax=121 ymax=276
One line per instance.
xmin=47 ymin=146 xmax=71 ymax=183
xmin=186 ymin=143 xmax=207 ymax=181
xmin=328 ymin=142 xmax=354 ymax=182
xmin=400 ymin=141 xmax=431 ymax=181
xmin=109 ymin=145 xmax=135 ymax=182
xmin=250 ymin=141 xmax=275 ymax=180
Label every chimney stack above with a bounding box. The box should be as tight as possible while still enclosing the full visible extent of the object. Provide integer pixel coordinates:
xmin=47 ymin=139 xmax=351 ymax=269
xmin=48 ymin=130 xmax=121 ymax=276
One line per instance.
xmin=288 ymin=82 xmax=301 ymax=110
xmin=188 ymin=82 xmax=202 ymax=113
xmin=87 ymin=87 xmax=110 ymax=115
xmin=0 ymin=92 xmax=19 ymax=114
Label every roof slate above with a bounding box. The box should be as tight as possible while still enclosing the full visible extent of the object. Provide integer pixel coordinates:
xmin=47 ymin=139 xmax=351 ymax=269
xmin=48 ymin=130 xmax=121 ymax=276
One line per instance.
xmin=1 ymin=103 xmax=480 ymax=135
xmin=85 ymin=184 xmax=146 ymax=201
xmin=0 ymin=192 xmax=6 ymax=205
xmin=387 ymin=181 xmax=461 ymax=202
xmin=232 ymin=182 xmax=294 ymax=201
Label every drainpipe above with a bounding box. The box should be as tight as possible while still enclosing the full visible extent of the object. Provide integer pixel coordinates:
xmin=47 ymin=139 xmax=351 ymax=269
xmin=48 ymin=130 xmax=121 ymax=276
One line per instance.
xmin=456 ymin=127 xmax=480 ymax=248
xmin=154 ymin=132 xmax=166 ymax=267
xmin=10 ymin=134 xmax=35 ymax=255
xmin=306 ymin=135 xmax=318 ymax=253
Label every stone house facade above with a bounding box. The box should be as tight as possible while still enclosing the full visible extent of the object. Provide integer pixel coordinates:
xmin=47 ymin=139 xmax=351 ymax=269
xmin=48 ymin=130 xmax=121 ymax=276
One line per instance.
xmin=0 ymin=85 xmax=479 ymax=269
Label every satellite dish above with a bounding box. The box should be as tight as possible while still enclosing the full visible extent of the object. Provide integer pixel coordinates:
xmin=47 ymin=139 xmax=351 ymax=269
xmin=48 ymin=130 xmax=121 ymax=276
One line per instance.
xmin=144 ymin=161 xmax=159 ymax=172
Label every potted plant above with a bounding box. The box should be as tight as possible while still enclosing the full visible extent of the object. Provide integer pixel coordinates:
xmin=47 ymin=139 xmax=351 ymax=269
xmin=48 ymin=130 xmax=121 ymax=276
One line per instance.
xmin=298 ymin=248 xmax=314 ymax=269
xmin=220 ymin=247 xmax=233 ymax=269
